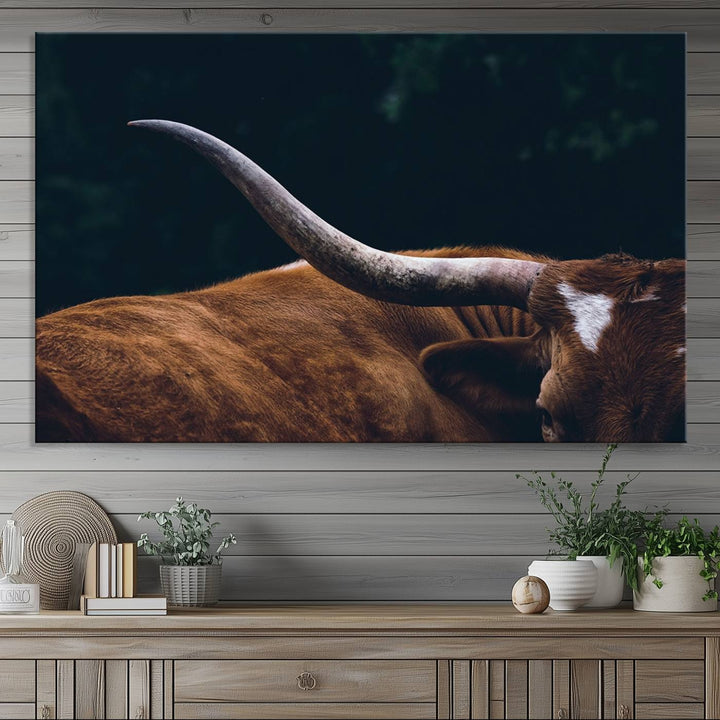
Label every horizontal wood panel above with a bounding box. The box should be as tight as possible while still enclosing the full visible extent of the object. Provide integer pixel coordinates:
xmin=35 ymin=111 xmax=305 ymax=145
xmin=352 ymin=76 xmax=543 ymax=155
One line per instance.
xmin=114 ymin=512 xmax=720 ymax=555
xmin=687 ymin=298 xmax=720 ymax=336
xmin=0 ymin=262 xmax=32 ymax=296
xmin=635 ymin=703 xmax=704 ymax=719
xmin=174 ymin=660 xmax=436 ymax=702
xmin=689 ymin=137 xmax=720 ymax=179
xmin=0 ymin=632 xmax=706 ymax=661
xmin=2 ymin=0 xmax=720 ymax=7
xmin=0 ymin=181 xmax=31 ymax=223
xmin=688 ymin=225 xmax=720 ymax=260
xmin=0 ymin=300 xmax=32 ymax=336
xmin=0 ymin=226 xmax=31 ymax=261
xmin=689 ymin=52 xmax=720 ymax=94
xmin=0 ymin=96 xmax=32 ymax=137
xmin=688 ymin=96 xmax=720 ymax=136
xmin=0 ymin=469 xmax=716 ymax=514
xmin=174 ymin=703 xmax=436 ymax=720
xmin=0 ymin=138 xmax=29 ymax=179
xmin=0 ymin=54 xmax=31 ymax=95
xmin=634 ymin=660 xmax=705 ymax=702
xmin=0 ymin=705 xmax=34 ymax=720
xmin=134 ymin=553 xmax=720 ymax=600
xmin=0 ymin=423 xmax=719 ymax=470
xmin=0 ymin=10 xmax=713 ymax=51
xmin=0 ymin=381 xmax=31 ymax=421
xmin=0 ymin=661 xmax=35 ymax=702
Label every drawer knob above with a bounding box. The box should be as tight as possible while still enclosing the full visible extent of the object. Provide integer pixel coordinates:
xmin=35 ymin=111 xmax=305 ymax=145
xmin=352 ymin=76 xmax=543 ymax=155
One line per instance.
xmin=619 ymin=704 xmax=631 ymax=719
xmin=297 ymin=671 xmax=317 ymax=691
xmin=557 ymin=710 xmax=567 ymax=719
xmin=40 ymin=705 xmax=51 ymax=720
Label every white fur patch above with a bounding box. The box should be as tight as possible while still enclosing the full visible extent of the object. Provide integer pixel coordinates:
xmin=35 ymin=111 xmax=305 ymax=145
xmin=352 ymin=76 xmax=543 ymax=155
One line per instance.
xmin=276 ymin=259 xmax=308 ymax=272
xmin=676 ymin=346 xmax=687 ymax=356
xmin=558 ymin=281 xmax=615 ymax=353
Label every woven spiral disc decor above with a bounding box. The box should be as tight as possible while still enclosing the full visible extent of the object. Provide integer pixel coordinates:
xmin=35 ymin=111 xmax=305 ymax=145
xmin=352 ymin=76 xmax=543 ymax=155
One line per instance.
xmin=11 ymin=491 xmax=117 ymax=609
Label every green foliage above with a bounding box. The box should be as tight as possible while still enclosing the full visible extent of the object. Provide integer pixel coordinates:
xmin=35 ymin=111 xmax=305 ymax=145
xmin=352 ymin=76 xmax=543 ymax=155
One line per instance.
xmin=517 ymin=444 xmax=667 ymax=592
xmin=137 ymin=497 xmax=237 ymax=566
xmin=640 ymin=516 xmax=720 ymax=601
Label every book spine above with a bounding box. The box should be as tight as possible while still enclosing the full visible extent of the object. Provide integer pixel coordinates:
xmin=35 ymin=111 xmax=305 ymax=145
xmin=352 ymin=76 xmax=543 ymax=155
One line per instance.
xmin=110 ymin=544 xmax=117 ymax=598
xmin=117 ymin=544 xmax=124 ymax=598
xmin=98 ymin=543 xmax=110 ymax=598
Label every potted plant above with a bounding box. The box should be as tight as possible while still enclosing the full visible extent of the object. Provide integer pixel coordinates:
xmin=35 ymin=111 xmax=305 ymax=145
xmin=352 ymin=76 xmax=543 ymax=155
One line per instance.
xmin=137 ymin=497 xmax=237 ymax=607
xmin=519 ymin=444 xmax=666 ymax=609
xmin=633 ymin=516 xmax=720 ymax=612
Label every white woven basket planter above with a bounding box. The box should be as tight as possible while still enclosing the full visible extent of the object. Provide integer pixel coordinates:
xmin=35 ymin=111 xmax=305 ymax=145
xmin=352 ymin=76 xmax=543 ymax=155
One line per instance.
xmin=160 ymin=564 xmax=222 ymax=607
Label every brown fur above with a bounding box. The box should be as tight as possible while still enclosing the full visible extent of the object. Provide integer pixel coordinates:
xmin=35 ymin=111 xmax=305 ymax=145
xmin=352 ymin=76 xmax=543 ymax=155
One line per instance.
xmin=36 ymin=247 xmax=685 ymax=443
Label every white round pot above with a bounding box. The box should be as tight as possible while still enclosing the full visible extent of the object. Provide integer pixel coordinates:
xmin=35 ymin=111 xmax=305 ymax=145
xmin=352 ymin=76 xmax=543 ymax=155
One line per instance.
xmin=528 ymin=559 xmax=597 ymax=611
xmin=577 ymin=555 xmax=624 ymax=609
xmin=160 ymin=564 xmax=222 ymax=607
xmin=633 ymin=556 xmax=717 ymax=613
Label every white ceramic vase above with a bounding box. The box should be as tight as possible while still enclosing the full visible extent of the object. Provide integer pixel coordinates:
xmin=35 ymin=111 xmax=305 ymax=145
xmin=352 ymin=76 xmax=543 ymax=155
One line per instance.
xmin=633 ymin=556 xmax=717 ymax=613
xmin=527 ymin=559 xmax=597 ymax=611
xmin=577 ymin=555 xmax=624 ymax=608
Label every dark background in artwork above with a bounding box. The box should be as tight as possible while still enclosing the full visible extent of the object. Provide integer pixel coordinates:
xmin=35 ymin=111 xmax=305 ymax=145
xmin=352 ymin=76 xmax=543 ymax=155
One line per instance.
xmin=35 ymin=34 xmax=685 ymax=317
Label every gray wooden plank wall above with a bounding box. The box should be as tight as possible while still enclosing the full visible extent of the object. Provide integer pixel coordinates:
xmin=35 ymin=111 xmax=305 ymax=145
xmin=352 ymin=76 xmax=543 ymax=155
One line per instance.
xmin=0 ymin=2 xmax=718 ymax=602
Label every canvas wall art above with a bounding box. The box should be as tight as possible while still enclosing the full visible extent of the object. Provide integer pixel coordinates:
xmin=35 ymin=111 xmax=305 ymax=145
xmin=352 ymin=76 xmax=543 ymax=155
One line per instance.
xmin=35 ymin=34 xmax=686 ymax=443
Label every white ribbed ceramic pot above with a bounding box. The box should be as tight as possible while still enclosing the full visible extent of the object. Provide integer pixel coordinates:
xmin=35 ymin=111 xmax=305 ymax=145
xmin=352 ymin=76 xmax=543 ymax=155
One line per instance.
xmin=528 ymin=559 xmax=598 ymax=611
xmin=577 ymin=556 xmax=624 ymax=608
xmin=633 ymin=556 xmax=717 ymax=613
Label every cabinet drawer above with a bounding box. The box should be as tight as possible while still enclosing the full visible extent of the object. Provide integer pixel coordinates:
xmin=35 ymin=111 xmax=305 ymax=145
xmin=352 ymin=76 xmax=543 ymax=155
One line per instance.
xmin=635 ymin=660 xmax=705 ymax=702
xmin=0 ymin=705 xmax=34 ymax=720
xmin=175 ymin=702 xmax=436 ymax=719
xmin=635 ymin=703 xmax=704 ymax=719
xmin=0 ymin=661 xmax=35 ymax=702
xmin=174 ymin=660 xmax=436 ymax=703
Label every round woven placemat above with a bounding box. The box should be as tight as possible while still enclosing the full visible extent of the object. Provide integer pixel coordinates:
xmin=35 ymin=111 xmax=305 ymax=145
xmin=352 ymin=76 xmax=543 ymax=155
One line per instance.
xmin=11 ymin=491 xmax=117 ymax=610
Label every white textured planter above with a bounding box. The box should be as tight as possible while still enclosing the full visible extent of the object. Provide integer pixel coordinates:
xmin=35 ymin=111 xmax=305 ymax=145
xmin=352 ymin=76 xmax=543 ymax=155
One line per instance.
xmin=528 ymin=559 xmax=597 ymax=611
xmin=577 ymin=556 xmax=624 ymax=609
xmin=633 ymin=556 xmax=717 ymax=613
xmin=160 ymin=564 xmax=222 ymax=607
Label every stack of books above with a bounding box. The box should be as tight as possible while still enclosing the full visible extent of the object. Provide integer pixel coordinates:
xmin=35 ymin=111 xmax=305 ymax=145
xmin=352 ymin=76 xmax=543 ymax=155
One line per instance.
xmin=80 ymin=594 xmax=167 ymax=616
xmin=81 ymin=542 xmax=167 ymax=615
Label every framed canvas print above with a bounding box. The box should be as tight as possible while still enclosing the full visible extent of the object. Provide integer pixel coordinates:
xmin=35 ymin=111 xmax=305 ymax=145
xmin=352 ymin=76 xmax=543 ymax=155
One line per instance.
xmin=35 ymin=34 xmax=686 ymax=443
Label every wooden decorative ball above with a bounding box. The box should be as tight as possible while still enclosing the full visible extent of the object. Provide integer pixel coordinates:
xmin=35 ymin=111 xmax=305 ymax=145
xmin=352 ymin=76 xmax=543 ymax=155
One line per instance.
xmin=512 ymin=575 xmax=550 ymax=614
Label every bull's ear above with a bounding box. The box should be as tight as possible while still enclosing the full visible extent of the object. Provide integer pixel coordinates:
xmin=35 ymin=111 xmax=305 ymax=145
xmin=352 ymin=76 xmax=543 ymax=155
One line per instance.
xmin=419 ymin=336 xmax=544 ymax=440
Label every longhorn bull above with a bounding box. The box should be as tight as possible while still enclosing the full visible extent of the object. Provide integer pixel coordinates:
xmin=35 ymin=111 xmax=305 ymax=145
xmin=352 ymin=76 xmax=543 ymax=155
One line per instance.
xmin=35 ymin=121 xmax=685 ymax=442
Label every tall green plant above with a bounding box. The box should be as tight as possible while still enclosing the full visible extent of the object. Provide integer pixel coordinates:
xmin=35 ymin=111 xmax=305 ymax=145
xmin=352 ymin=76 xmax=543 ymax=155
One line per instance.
xmin=517 ymin=444 xmax=667 ymax=591
xmin=137 ymin=497 xmax=237 ymax=566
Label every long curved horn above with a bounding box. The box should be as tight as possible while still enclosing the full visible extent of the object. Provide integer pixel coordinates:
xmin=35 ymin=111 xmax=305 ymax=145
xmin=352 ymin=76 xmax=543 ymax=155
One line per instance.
xmin=128 ymin=120 xmax=545 ymax=309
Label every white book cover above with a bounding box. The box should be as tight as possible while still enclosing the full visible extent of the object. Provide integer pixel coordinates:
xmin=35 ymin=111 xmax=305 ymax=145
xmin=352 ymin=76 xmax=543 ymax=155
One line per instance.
xmin=86 ymin=609 xmax=167 ymax=616
xmin=98 ymin=543 xmax=110 ymax=598
xmin=84 ymin=595 xmax=167 ymax=610
xmin=110 ymin=544 xmax=117 ymax=598
xmin=116 ymin=544 xmax=124 ymax=598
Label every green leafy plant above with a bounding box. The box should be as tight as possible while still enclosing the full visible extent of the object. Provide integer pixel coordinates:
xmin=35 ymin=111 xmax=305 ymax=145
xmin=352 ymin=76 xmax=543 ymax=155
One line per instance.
xmin=517 ymin=444 xmax=667 ymax=591
xmin=137 ymin=497 xmax=237 ymax=566
xmin=640 ymin=515 xmax=720 ymax=601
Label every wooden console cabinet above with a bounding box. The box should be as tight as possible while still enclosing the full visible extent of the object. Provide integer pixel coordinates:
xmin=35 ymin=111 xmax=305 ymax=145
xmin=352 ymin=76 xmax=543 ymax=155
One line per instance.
xmin=0 ymin=606 xmax=717 ymax=719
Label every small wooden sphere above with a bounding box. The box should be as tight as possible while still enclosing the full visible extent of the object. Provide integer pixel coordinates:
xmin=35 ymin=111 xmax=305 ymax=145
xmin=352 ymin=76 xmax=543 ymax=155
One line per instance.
xmin=512 ymin=575 xmax=550 ymax=614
